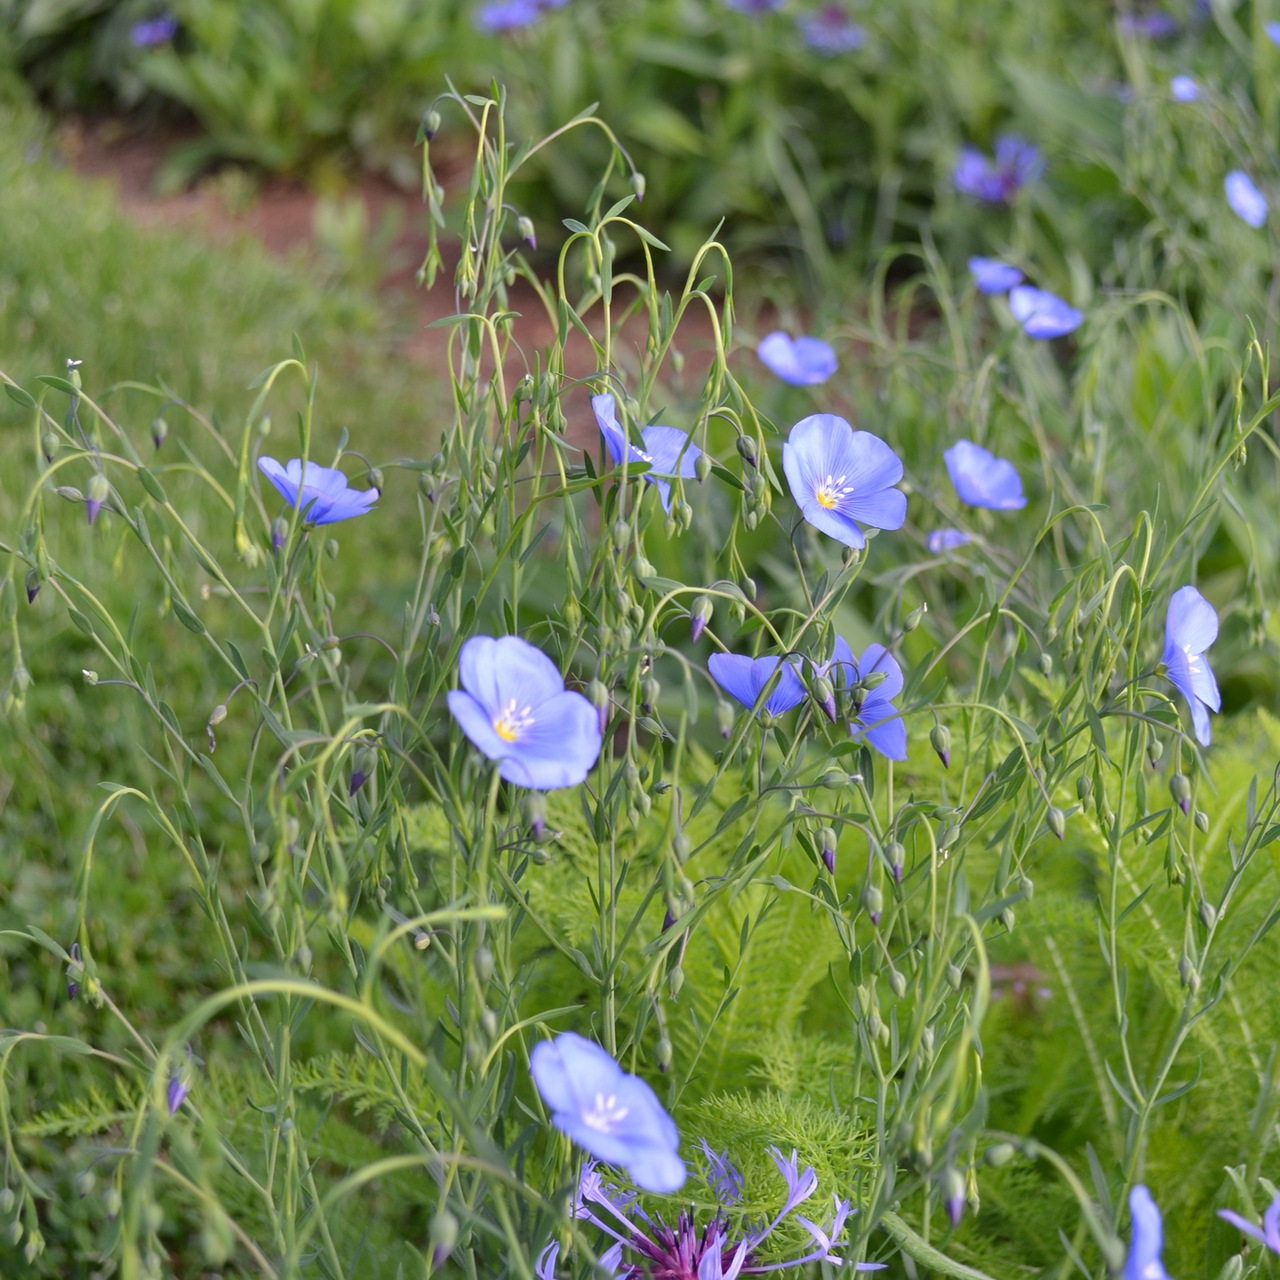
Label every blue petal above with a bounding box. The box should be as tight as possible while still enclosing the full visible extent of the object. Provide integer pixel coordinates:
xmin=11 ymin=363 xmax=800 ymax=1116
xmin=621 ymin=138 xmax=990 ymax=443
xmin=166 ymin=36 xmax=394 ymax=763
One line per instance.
xmin=497 ymin=690 xmax=602 ymax=789
xmin=1226 ymin=171 xmax=1268 ymax=228
xmin=758 ymin=332 xmax=836 ymax=385
xmin=641 ymin=425 xmax=701 ymax=478
xmin=855 ymin=697 xmax=907 ymax=760
xmin=459 ymin=635 xmax=566 ymax=716
xmin=1165 ymin=585 xmax=1218 ymax=654
xmin=927 ymin=528 xmax=970 ymax=552
xmin=1124 ymin=1186 xmax=1170 ymax=1280
xmin=1190 ymin=697 xmax=1212 ymax=747
xmin=969 ymin=257 xmax=1024 ymax=294
xmin=859 ymin=643 xmax=904 ymax=699
xmin=707 ymin=654 xmax=761 ymax=710
xmin=1009 ymin=286 xmax=1082 ymax=339
xmin=944 ymin=440 xmax=1027 ymax=510
xmin=1170 ymin=76 xmax=1198 ymax=102
xmin=448 ymin=690 xmax=511 ymax=760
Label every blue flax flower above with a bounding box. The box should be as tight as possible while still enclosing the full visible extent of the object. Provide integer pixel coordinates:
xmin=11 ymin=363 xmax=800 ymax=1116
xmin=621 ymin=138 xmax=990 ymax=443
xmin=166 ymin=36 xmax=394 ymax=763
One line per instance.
xmin=565 ymin=1146 xmax=883 ymax=1278
xmin=592 ymin=393 xmax=700 ymax=514
xmin=969 ymin=257 xmax=1023 ymax=294
xmin=823 ymin=638 xmax=907 ymax=760
xmin=1009 ymin=286 xmax=1083 ymax=338
xmin=1161 ymin=585 xmax=1220 ymax=746
xmin=448 ymin=635 xmax=602 ymax=788
xmin=783 ymin=414 xmax=906 ymax=548
xmin=531 ymin=1032 xmax=685 ymax=1193
xmin=475 ymin=0 xmax=563 ymax=32
xmin=953 ymin=136 xmax=1043 ymax=203
xmin=709 ymin=653 xmax=806 ymax=718
xmin=1219 ymin=1194 xmax=1280 ymax=1256
xmin=1118 ymin=12 xmax=1177 ymax=37
xmin=1268 ymin=20 xmax=1280 ymax=45
xmin=130 ymin=14 xmax=178 ymax=46
xmin=944 ymin=440 xmax=1027 ymax=510
xmin=797 ymin=5 xmax=865 ymax=53
xmin=1124 ymin=1186 xmax=1171 ymax=1280
xmin=928 ymin=528 xmax=970 ymax=552
xmin=167 ymin=1073 xmax=188 ymax=1115
xmin=257 ymin=457 xmax=379 ymax=525
xmin=725 ymin=0 xmax=783 ymax=10
xmin=1226 ymin=170 xmax=1268 ymax=228
xmin=1171 ymin=75 xmax=1199 ymax=101
xmin=757 ymin=332 xmax=838 ymax=385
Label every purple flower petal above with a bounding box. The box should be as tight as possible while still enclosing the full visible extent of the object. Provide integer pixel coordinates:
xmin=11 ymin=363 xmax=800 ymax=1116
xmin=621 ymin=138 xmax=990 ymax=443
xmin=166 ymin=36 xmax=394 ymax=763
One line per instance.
xmin=708 ymin=653 xmax=806 ymax=717
xmin=1170 ymin=76 xmax=1199 ymax=102
xmin=1124 ymin=1187 xmax=1171 ymax=1280
xmin=1162 ymin=585 xmax=1219 ymax=746
xmin=757 ymin=332 xmax=838 ymax=385
xmin=797 ymin=5 xmax=865 ymax=53
xmin=969 ymin=257 xmax=1024 ymax=294
xmin=927 ymin=528 xmax=970 ymax=552
xmin=592 ymin=393 xmax=699 ymax=513
xmin=1009 ymin=286 xmax=1082 ymax=338
xmin=257 ymin=456 xmax=378 ymax=525
xmin=943 ymin=440 xmax=1026 ymax=510
xmin=1226 ymin=170 xmax=1268 ymax=228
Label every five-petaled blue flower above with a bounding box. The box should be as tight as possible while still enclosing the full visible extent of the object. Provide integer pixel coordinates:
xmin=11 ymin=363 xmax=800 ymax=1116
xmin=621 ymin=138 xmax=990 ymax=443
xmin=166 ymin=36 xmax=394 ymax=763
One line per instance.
xmin=448 ymin=635 xmax=602 ymax=788
xmin=944 ymin=440 xmax=1026 ymax=510
xmin=953 ymin=136 xmax=1043 ymax=203
xmin=969 ymin=257 xmax=1023 ymax=294
xmin=1171 ymin=75 xmax=1199 ymax=102
xmin=797 ymin=5 xmax=865 ymax=53
xmin=258 ymin=457 xmax=380 ymax=525
xmin=1219 ymin=1194 xmax=1280 ymax=1257
xmin=592 ymin=393 xmax=701 ymax=514
xmin=783 ymin=414 xmax=906 ymax=548
xmin=757 ymin=332 xmax=838 ymax=385
xmin=1009 ymin=286 xmax=1083 ymax=338
xmin=1124 ymin=1186 xmax=1171 ymax=1280
xmin=1226 ymin=170 xmax=1268 ymax=228
xmin=530 ymin=1031 xmax=685 ymax=1193
xmin=709 ymin=653 xmax=806 ymax=718
xmin=1161 ymin=585 xmax=1220 ymax=746
xmin=823 ymin=639 xmax=907 ymax=760
xmin=927 ymin=528 xmax=970 ymax=552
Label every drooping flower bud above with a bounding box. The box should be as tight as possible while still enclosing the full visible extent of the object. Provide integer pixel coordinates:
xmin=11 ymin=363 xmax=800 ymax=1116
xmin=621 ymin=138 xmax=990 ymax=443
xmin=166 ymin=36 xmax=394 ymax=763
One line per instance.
xmin=886 ymin=840 xmax=905 ymax=882
xmin=151 ymin=416 xmax=168 ymax=449
xmin=862 ymin=883 xmax=883 ymax=926
xmin=1076 ymin=775 xmax=1093 ymax=801
xmin=85 ymin=473 xmax=110 ymax=526
xmin=527 ymin=792 xmax=547 ymax=841
xmin=629 ymin=171 xmax=646 ymax=202
xmin=716 ymin=699 xmax=735 ymax=740
xmin=349 ymin=745 xmax=377 ymax=796
xmin=422 ymin=109 xmax=441 ymax=142
xmin=271 ymin=517 xmax=289 ymax=553
xmin=818 ymin=826 xmax=838 ymax=874
xmin=1198 ymin=899 xmax=1217 ymax=930
xmin=588 ymin=679 xmax=610 ymax=735
xmin=862 ymin=669 xmax=888 ymax=692
xmin=367 ymin=467 xmax=384 ymax=493
xmin=611 ymin=519 xmax=629 ymax=550
xmin=694 ymin=452 xmax=712 ymax=482
xmin=1147 ymin=736 xmax=1164 ymax=767
xmin=888 ymin=968 xmax=907 ymax=999
xmin=1046 ymin=806 xmax=1065 ymax=839
xmin=167 ymin=1073 xmax=189 ymax=1116
xmin=1170 ymin=772 xmax=1192 ymax=815
xmin=41 ymin=429 xmax=59 ymax=461
xmin=430 ymin=1209 xmax=458 ymax=1266
xmin=206 ymin=702 xmax=228 ymax=753
xmin=984 ymin=1143 xmax=1015 ymax=1167
xmin=1194 ymin=808 xmax=1208 ymax=833
xmin=735 ymin=435 xmax=757 ymax=467
xmin=812 ymin=674 xmax=836 ymax=722
xmin=672 ymin=831 xmax=691 ymax=862
xmin=930 ymin=724 xmax=951 ymax=769
xmin=641 ymin=676 xmax=660 ymax=713
xmin=25 ymin=569 xmax=39 ymax=605
xmin=903 ymin=601 xmax=928 ymax=632
xmin=655 ymin=1035 xmax=673 ymax=1072
xmin=822 ymin=769 xmax=849 ymax=790
xmin=690 ymin=595 xmax=713 ymax=643
xmin=942 ymin=1168 xmax=966 ymax=1227
xmin=517 ymin=215 xmax=536 ymax=249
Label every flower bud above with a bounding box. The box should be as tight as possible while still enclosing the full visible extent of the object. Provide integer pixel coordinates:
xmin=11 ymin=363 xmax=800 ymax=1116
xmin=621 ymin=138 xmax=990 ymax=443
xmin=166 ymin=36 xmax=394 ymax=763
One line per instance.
xmin=942 ymin=1167 xmax=965 ymax=1227
xmin=516 ymin=215 xmax=536 ymax=249
xmin=1147 ymin=737 xmax=1164 ymax=767
xmin=695 ymin=452 xmax=712 ymax=482
xmin=862 ymin=884 xmax=883 ymax=925
xmin=349 ymin=745 xmax=377 ymax=796
xmin=1198 ymin=900 xmax=1217 ymax=930
xmin=0 ymin=1187 xmax=12 ymax=1214
xmin=1170 ymin=772 xmax=1192 ymax=815
xmin=812 ymin=674 xmax=837 ymax=722
xmin=367 ymin=467 xmax=384 ymax=493
xmin=690 ymin=595 xmax=713 ymax=643
xmin=86 ymin=472 xmax=110 ymax=525
xmin=903 ymin=601 xmax=928 ymax=632
xmin=526 ymin=791 xmax=548 ymax=841
xmin=716 ymin=700 xmax=735 ymax=739
xmin=474 ymin=945 xmax=494 ymax=985
xmin=271 ymin=517 xmax=289 ymax=553
xmin=41 ymin=429 xmax=59 ymax=461
xmin=735 ymin=435 xmax=757 ymax=467
xmin=7 ymin=1220 xmax=21 ymax=1245
xmin=24 ymin=569 xmax=39 ymax=604
xmin=655 ymin=1036 xmax=673 ymax=1072
xmin=82 ymin=669 xmax=98 ymax=685
xmin=886 ymin=840 xmax=904 ymax=883
xmin=984 ymin=1143 xmax=1015 ymax=1167
xmin=1046 ymin=806 xmax=1065 ymax=839
xmin=641 ymin=676 xmax=660 ymax=713
xmin=1194 ymin=808 xmax=1209 ymax=833
xmin=1177 ymin=954 xmax=1197 ymax=988
xmin=151 ymin=416 xmax=168 ymax=449
xmin=422 ymin=109 xmax=441 ymax=141
xmin=588 ymin=679 xmax=610 ymax=735
xmin=630 ymin=171 xmax=647 ymax=202
xmin=889 ymin=968 xmax=907 ymax=999
xmin=430 ymin=1209 xmax=458 ymax=1259
xmin=945 ymin=962 xmax=962 ymax=990
xmin=930 ymin=723 xmax=951 ymax=769
xmin=822 ymin=769 xmax=848 ymax=790
xmin=867 ymin=1010 xmax=884 ymax=1041
xmin=921 ymin=1025 xmax=935 ymax=1056
xmin=1076 ymin=775 xmax=1093 ymax=801
xmin=669 ymin=965 xmax=684 ymax=998
xmin=818 ymin=826 xmax=838 ymax=874
xmin=611 ymin=519 xmax=629 ymax=549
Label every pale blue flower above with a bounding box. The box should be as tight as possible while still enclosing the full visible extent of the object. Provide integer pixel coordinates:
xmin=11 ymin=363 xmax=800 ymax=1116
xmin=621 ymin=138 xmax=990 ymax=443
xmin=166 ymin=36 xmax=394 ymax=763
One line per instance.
xmin=969 ymin=257 xmax=1023 ymax=293
xmin=1218 ymin=1195 xmax=1280 ymax=1256
xmin=1171 ymin=75 xmax=1199 ymax=101
xmin=592 ymin=393 xmax=701 ymax=513
xmin=927 ymin=528 xmax=970 ymax=552
xmin=708 ymin=653 xmax=806 ymax=717
xmin=757 ymin=332 xmax=838 ymax=385
xmin=798 ymin=5 xmax=865 ymax=53
xmin=1009 ymin=286 xmax=1083 ymax=338
xmin=531 ymin=1032 xmax=685 ymax=1193
xmin=1226 ymin=170 xmax=1268 ymax=228
xmin=448 ymin=635 xmax=602 ymax=788
xmin=1118 ymin=12 xmax=1177 ymax=38
xmin=257 ymin=457 xmax=379 ymax=525
xmin=954 ymin=136 xmax=1043 ymax=203
xmin=1124 ymin=1187 xmax=1171 ymax=1280
xmin=1162 ymin=585 xmax=1220 ymax=746
xmin=944 ymin=440 xmax=1026 ymax=510
xmin=823 ymin=639 xmax=907 ymax=760
xmin=782 ymin=414 xmax=906 ymax=548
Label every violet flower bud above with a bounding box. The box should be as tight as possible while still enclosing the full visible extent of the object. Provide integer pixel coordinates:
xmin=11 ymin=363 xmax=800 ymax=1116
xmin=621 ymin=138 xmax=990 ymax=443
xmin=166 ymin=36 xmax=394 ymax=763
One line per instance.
xmin=527 ymin=791 xmax=547 ymax=841
xmin=25 ymin=569 xmax=39 ymax=605
xmin=862 ymin=883 xmax=883 ymax=926
xmin=86 ymin=473 xmax=110 ymax=526
xmin=930 ymin=723 xmax=951 ymax=769
xmin=271 ymin=517 xmax=288 ymax=553
xmin=167 ymin=1073 xmax=188 ymax=1116
xmin=886 ymin=839 xmax=904 ymax=883
xmin=517 ymin=215 xmax=536 ymax=249
xmin=690 ymin=595 xmax=713 ymax=643
xmin=942 ymin=1168 xmax=965 ymax=1227
xmin=715 ymin=699 xmax=735 ymax=739
xmin=629 ymin=171 xmax=646 ymax=202
xmin=349 ymin=745 xmax=377 ymax=796
xmin=818 ymin=825 xmax=838 ymax=874
xmin=1170 ymin=772 xmax=1192 ymax=815
xmin=588 ymin=678 xmax=610 ymax=736
xmin=151 ymin=416 xmax=168 ymax=449
xmin=812 ymin=674 xmax=837 ymax=722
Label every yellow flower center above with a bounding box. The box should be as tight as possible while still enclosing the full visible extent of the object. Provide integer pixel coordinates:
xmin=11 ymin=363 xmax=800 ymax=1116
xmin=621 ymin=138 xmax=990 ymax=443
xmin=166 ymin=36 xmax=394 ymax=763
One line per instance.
xmin=814 ymin=473 xmax=854 ymax=510
xmin=493 ymin=698 xmax=535 ymax=742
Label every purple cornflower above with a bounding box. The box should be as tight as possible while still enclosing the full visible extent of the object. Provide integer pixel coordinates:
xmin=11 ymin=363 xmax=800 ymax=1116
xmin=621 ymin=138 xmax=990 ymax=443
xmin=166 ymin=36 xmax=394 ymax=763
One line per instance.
xmin=129 ymin=14 xmax=178 ymax=46
xmin=1161 ymin=586 xmax=1219 ymax=746
xmin=1170 ymin=76 xmax=1199 ymax=102
xmin=1226 ymin=170 xmax=1268 ymax=228
xmin=592 ymin=393 xmax=701 ymax=514
xmin=1009 ymin=286 xmax=1083 ymax=338
xmin=953 ymin=135 xmax=1043 ymax=203
xmin=1118 ymin=11 xmax=1177 ymax=38
xmin=448 ymin=635 xmax=602 ymax=789
xmin=566 ymin=1148 xmax=883 ymax=1278
xmin=782 ymin=414 xmax=906 ymax=549
xmin=927 ymin=528 xmax=970 ymax=552
xmin=708 ymin=654 xmax=806 ymax=718
xmin=756 ymin=332 xmax=838 ymax=385
xmin=257 ymin=457 xmax=379 ymax=525
xmin=797 ymin=5 xmax=866 ymax=53
xmin=969 ymin=257 xmax=1023 ymax=294
xmin=167 ymin=1073 xmax=188 ymax=1115
xmin=531 ymin=1033 xmax=685 ymax=1193
xmin=1124 ymin=1186 xmax=1171 ymax=1280
xmin=700 ymin=1139 xmax=745 ymax=1205
xmin=1218 ymin=1194 xmax=1280 ymax=1256
xmin=821 ymin=639 xmax=907 ymax=760
xmin=944 ymin=440 xmax=1027 ymax=510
